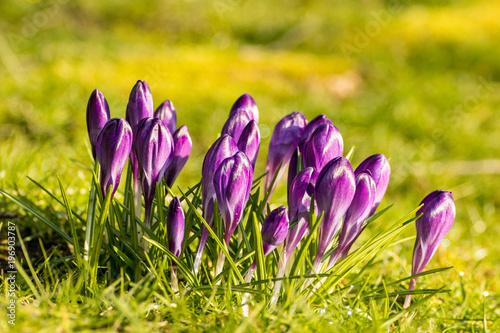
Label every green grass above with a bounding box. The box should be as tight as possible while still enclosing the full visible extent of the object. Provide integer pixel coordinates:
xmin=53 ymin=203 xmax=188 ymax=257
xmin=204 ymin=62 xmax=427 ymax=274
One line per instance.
xmin=1 ymin=0 xmax=499 ymax=331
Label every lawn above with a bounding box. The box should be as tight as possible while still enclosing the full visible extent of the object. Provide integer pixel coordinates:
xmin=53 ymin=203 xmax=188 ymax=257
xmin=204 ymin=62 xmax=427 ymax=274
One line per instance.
xmin=0 ymin=0 xmax=499 ymax=331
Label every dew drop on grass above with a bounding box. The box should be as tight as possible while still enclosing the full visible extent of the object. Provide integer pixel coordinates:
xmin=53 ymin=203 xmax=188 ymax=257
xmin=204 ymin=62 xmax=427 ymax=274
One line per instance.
xmin=459 ymin=271 xmax=464 ymax=276
xmin=483 ymin=291 xmax=489 ymax=297
xmin=347 ymin=310 xmax=352 ymax=316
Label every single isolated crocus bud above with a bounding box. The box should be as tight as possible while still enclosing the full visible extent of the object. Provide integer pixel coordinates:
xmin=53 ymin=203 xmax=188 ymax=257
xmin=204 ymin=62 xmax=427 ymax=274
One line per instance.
xmin=355 ymin=154 xmax=391 ymax=215
xmin=298 ymin=114 xmax=333 ymax=155
xmin=167 ymin=197 xmax=185 ymax=259
xmin=237 ymin=120 xmax=260 ymax=169
xmin=327 ymin=171 xmax=376 ymax=270
xmin=304 ymin=123 xmax=343 ymax=172
xmin=213 ymin=152 xmax=254 ymax=245
xmin=230 ymin=93 xmax=259 ymax=124
xmin=284 ymin=167 xmax=318 ymax=260
xmin=261 ymin=206 xmax=289 ymax=256
xmin=221 ymin=108 xmax=253 ymax=143
xmin=86 ymin=89 xmax=110 ymax=159
xmin=404 ymin=190 xmax=456 ymax=308
xmin=134 ymin=117 xmax=174 ymax=226
xmin=154 ymin=100 xmax=177 ymax=134
xmin=164 ymin=125 xmax=192 ymax=188
xmin=314 ymin=157 xmax=356 ymax=271
xmin=264 ymin=112 xmax=307 ymax=198
xmin=96 ymin=118 xmax=133 ymax=199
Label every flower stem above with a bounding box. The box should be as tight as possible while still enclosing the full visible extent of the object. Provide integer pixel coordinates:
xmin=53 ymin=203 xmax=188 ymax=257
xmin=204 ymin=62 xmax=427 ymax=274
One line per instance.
xmin=403 ymin=278 xmax=417 ymax=309
xmin=171 ymin=265 xmax=179 ymax=294
xmin=270 ymin=250 xmax=287 ymax=311
xmin=193 ymin=228 xmax=209 ymax=275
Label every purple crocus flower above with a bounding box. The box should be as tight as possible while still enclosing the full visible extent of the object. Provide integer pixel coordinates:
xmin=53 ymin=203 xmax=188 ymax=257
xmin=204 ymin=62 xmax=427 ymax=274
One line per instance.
xmin=213 ymin=152 xmax=254 ymax=245
xmin=86 ymin=89 xmax=110 ymax=159
xmin=261 ymin=206 xmax=289 ymax=256
xmin=230 ymin=93 xmax=259 ymax=124
xmin=193 ymin=135 xmax=238 ymax=274
xmin=284 ymin=167 xmax=318 ymax=260
xmin=164 ymin=125 xmax=192 ymax=188
xmin=133 ymin=117 xmax=174 ymax=226
xmin=221 ymin=108 xmax=253 ymax=143
xmin=313 ymin=157 xmax=356 ymax=271
xmin=297 ymin=114 xmax=333 ymax=155
xmin=327 ymin=171 xmax=376 ymax=270
xmin=404 ymin=190 xmax=456 ymax=308
xmin=154 ymin=100 xmax=177 ymax=134
xmin=125 ymin=80 xmax=154 ymax=192
xmin=287 ymin=148 xmax=300 ymax=194
xmin=304 ymin=123 xmax=343 ymax=172
xmin=264 ymin=112 xmax=307 ymax=199
xmin=354 ymin=154 xmax=391 ymax=215
xmin=237 ymin=120 xmax=260 ymax=169
xmin=96 ymin=118 xmax=133 ymax=199
xmin=167 ymin=197 xmax=185 ymax=259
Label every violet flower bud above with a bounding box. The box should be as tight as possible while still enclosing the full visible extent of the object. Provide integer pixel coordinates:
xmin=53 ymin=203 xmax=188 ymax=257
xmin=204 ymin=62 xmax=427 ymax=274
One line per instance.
xmin=404 ymin=190 xmax=455 ymax=308
xmin=87 ymin=89 xmax=110 ymax=159
xmin=154 ymin=100 xmax=177 ymax=134
xmin=221 ymin=108 xmax=252 ymax=143
xmin=213 ymin=152 xmax=254 ymax=245
xmin=354 ymin=154 xmax=391 ymax=215
xmin=284 ymin=167 xmax=318 ymax=260
xmin=237 ymin=120 xmax=260 ymax=169
xmin=126 ymin=80 xmax=154 ymax=129
xmin=261 ymin=206 xmax=289 ymax=256
xmin=329 ymin=171 xmax=376 ymax=268
xmin=264 ymin=112 xmax=307 ymax=198
xmin=314 ymin=157 xmax=356 ymax=270
xmin=298 ymin=114 xmax=333 ymax=155
xmin=230 ymin=93 xmax=259 ymax=124
xmin=304 ymin=123 xmax=343 ymax=172
xmin=167 ymin=197 xmax=185 ymax=259
xmin=126 ymin=80 xmax=154 ymax=188
xmin=411 ymin=190 xmax=456 ymax=276
xmin=134 ymin=117 xmax=174 ymax=226
xmin=201 ymin=135 xmax=239 ymax=227
xmin=96 ymin=118 xmax=133 ymax=200
xmin=164 ymin=125 xmax=192 ymax=188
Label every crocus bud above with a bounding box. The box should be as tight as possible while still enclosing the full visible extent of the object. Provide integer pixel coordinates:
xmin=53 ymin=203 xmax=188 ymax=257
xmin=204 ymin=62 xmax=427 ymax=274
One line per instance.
xmin=201 ymin=135 xmax=239 ymax=226
xmin=355 ymin=154 xmax=391 ymax=215
xmin=221 ymin=108 xmax=252 ymax=142
xmin=134 ymin=117 xmax=174 ymax=226
xmin=213 ymin=152 xmax=254 ymax=245
xmin=164 ymin=125 xmax=192 ymax=188
xmin=261 ymin=206 xmax=289 ymax=256
xmin=328 ymin=171 xmax=376 ymax=269
xmin=230 ymin=93 xmax=259 ymax=124
xmin=167 ymin=197 xmax=185 ymax=259
xmin=237 ymin=120 xmax=260 ymax=169
xmin=126 ymin=80 xmax=154 ymax=129
xmin=412 ymin=190 xmax=456 ymax=276
xmin=284 ymin=167 xmax=318 ymax=260
xmin=298 ymin=114 xmax=333 ymax=155
xmin=126 ymin=80 xmax=154 ymax=189
xmin=154 ymin=100 xmax=177 ymax=134
xmin=264 ymin=112 xmax=307 ymax=198
xmin=96 ymin=118 xmax=133 ymax=199
xmin=405 ymin=190 xmax=455 ymax=308
xmin=86 ymin=89 xmax=110 ymax=159
xmin=314 ymin=157 xmax=356 ymax=271
xmin=304 ymin=123 xmax=343 ymax=172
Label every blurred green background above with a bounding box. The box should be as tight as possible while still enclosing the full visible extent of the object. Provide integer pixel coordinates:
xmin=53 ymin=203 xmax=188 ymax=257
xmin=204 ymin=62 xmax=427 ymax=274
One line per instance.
xmin=0 ymin=0 xmax=499 ymax=317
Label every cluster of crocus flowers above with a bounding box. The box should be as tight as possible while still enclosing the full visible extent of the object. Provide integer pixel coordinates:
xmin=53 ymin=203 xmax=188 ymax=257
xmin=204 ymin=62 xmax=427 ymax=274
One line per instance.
xmin=86 ymin=81 xmax=456 ymax=310
xmin=86 ymin=80 xmax=192 ymax=250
